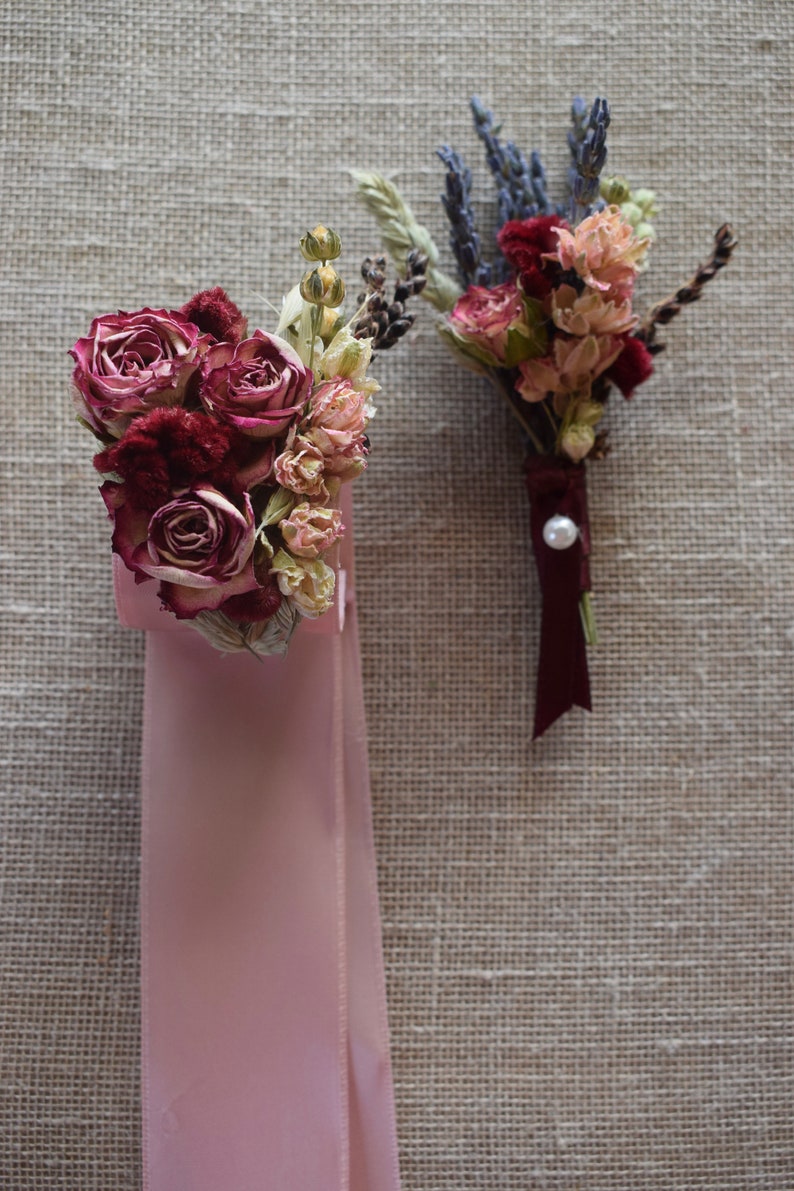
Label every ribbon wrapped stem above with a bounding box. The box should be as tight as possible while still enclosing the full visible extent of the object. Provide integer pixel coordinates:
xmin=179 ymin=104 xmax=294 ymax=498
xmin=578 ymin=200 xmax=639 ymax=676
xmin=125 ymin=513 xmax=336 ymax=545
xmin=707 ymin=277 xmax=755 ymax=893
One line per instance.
xmin=525 ymin=455 xmax=592 ymax=739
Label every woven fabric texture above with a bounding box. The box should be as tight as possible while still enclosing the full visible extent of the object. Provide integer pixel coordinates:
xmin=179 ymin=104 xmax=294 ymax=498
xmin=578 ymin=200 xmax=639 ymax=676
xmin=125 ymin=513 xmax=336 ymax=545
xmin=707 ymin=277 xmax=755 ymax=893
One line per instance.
xmin=2 ymin=1 xmax=792 ymax=1187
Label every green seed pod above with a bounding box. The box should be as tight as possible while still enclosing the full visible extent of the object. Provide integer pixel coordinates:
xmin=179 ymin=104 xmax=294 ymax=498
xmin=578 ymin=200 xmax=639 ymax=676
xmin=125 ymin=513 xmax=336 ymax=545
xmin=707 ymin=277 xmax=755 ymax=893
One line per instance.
xmin=300 ymin=225 xmax=342 ymax=262
xmin=299 ymin=268 xmax=327 ymax=304
xmin=600 ymin=175 xmax=631 ymax=205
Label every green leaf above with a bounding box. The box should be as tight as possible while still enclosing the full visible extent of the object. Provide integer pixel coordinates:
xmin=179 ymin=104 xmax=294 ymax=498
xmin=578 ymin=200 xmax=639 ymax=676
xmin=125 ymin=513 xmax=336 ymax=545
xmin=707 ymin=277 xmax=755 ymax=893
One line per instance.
xmin=436 ymin=322 xmax=499 ymax=372
xmin=520 ymin=297 xmax=549 ymax=356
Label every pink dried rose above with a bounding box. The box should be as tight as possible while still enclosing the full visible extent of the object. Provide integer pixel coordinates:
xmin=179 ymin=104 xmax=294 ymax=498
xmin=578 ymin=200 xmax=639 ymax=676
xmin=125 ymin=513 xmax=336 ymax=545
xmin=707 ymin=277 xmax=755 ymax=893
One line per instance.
xmin=548 ymin=206 xmax=649 ymax=302
xmin=104 ymin=483 xmax=258 ymax=618
xmin=201 ymin=330 xmax=312 ymax=439
xmin=274 ymin=431 xmax=329 ymax=498
xmin=281 ymin=503 xmax=344 ymax=559
xmin=550 ymin=284 xmax=638 ymax=337
xmin=448 ymin=280 xmax=528 ymax=363
xmin=304 ymin=380 xmax=369 ymax=480
xmin=516 ymin=334 xmax=622 ymax=408
xmin=70 ymin=308 xmax=208 ymax=438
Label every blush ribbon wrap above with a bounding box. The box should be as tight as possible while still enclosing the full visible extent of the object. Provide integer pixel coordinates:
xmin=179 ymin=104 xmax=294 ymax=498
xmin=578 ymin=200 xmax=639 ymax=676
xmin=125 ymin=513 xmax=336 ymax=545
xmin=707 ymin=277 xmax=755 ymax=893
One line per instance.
xmin=525 ymin=455 xmax=592 ymax=739
xmin=113 ymin=490 xmax=401 ymax=1191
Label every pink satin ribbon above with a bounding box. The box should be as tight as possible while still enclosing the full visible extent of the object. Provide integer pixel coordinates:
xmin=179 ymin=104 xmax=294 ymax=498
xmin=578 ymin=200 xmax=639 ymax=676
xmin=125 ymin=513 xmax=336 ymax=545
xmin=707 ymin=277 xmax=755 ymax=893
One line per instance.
xmin=114 ymin=494 xmax=401 ymax=1191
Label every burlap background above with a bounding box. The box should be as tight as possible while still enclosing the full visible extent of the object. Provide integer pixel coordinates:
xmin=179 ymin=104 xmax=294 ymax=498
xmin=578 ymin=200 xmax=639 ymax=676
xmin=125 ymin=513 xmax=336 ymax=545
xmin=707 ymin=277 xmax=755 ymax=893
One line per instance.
xmin=2 ymin=1 xmax=792 ymax=1187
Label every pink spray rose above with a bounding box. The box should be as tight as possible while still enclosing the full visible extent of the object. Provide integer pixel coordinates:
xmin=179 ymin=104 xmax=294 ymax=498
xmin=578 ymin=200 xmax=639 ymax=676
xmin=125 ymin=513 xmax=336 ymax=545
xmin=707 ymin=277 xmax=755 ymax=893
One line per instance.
xmin=281 ymin=503 xmax=344 ymax=558
xmin=104 ymin=483 xmax=258 ymax=618
xmin=274 ymin=431 xmax=330 ymax=498
xmin=201 ymin=330 xmax=312 ymax=439
xmin=448 ymin=280 xmax=527 ymax=363
xmin=305 ymin=379 xmax=369 ymax=480
xmin=70 ymin=308 xmax=208 ymax=438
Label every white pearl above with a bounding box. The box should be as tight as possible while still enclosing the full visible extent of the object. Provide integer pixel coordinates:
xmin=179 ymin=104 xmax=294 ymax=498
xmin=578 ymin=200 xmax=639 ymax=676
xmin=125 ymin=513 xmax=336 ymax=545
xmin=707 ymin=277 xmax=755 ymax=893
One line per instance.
xmin=542 ymin=514 xmax=579 ymax=550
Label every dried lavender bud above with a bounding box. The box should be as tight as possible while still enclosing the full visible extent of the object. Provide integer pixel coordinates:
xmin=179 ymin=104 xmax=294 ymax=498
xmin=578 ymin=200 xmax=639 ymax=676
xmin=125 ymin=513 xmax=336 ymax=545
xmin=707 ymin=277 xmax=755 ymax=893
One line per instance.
xmin=437 ymin=144 xmax=491 ymax=287
xmin=469 ymin=95 xmax=552 ymax=280
xmin=568 ymin=96 xmax=610 ymax=223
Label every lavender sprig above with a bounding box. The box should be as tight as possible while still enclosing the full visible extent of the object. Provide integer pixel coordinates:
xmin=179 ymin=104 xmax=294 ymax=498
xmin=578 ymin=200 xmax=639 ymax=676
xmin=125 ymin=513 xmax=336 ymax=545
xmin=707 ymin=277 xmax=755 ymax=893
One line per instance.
xmin=469 ymin=95 xmax=541 ymax=225
xmin=436 ymin=145 xmax=491 ymax=287
xmin=566 ymin=95 xmax=589 ymax=194
xmin=568 ymin=96 xmax=610 ymax=224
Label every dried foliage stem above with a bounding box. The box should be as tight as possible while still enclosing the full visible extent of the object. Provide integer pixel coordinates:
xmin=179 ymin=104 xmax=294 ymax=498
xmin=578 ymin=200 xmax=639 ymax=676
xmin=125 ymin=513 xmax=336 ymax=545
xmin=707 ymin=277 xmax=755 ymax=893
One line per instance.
xmin=637 ymin=224 xmax=737 ymax=348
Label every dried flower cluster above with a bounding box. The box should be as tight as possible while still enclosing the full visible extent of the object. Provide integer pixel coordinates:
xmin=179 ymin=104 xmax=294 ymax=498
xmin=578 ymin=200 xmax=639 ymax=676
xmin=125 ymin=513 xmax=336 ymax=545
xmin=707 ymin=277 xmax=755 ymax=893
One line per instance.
xmin=355 ymin=96 xmax=735 ymax=734
xmin=71 ymin=228 xmax=419 ymax=655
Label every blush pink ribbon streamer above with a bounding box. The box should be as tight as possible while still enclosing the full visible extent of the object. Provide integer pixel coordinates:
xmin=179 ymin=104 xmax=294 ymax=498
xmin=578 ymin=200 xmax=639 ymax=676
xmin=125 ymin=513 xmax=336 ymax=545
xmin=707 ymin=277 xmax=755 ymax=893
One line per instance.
xmin=114 ymin=493 xmax=401 ymax=1191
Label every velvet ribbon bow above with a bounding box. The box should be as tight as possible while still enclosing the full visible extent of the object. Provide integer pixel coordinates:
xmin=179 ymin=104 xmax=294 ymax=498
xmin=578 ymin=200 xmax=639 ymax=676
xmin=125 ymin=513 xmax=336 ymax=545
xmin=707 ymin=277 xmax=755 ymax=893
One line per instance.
xmin=525 ymin=455 xmax=592 ymax=739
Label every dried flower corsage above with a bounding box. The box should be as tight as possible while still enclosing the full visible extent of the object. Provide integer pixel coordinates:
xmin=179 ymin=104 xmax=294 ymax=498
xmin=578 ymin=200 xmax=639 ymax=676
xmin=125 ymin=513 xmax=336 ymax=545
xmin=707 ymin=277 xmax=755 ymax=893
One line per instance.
xmin=354 ymin=97 xmax=735 ymax=736
xmin=71 ymin=228 xmax=425 ymax=656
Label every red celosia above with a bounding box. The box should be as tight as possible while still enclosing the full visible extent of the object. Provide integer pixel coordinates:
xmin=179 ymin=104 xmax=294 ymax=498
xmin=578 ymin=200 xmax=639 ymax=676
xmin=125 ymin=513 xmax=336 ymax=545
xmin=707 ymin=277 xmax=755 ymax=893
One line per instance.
xmin=496 ymin=215 xmax=569 ymax=299
xmin=180 ymin=287 xmax=247 ymax=344
xmin=605 ymin=335 xmax=655 ymax=398
xmin=94 ymin=406 xmax=237 ymax=510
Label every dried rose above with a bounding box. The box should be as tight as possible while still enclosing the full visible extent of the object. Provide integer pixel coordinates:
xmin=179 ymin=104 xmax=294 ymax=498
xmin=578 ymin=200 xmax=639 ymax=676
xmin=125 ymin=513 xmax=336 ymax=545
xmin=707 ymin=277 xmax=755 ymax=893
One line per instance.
xmin=604 ymin=334 xmax=655 ymax=398
xmin=201 ymin=330 xmax=312 ymax=439
xmin=270 ymin=550 xmax=336 ymax=619
xmin=274 ymin=432 xmax=329 ymax=498
xmin=448 ymin=281 xmax=529 ymax=364
xmin=281 ymin=503 xmax=343 ymax=558
xmin=306 ymin=379 xmax=370 ymax=462
xmin=70 ymin=308 xmax=208 ymax=438
xmin=560 ymin=422 xmax=596 ymax=463
xmin=105 ymin=483 xmax=258 ymax=618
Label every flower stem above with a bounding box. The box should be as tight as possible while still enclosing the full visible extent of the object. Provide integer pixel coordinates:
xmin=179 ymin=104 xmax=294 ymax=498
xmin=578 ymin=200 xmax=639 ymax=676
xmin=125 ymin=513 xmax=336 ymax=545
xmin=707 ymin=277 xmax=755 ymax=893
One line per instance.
xmin=579 ymin=591 xmax=598 ymax=646
xmin=488 ymin=370 xmax=545 ymax=452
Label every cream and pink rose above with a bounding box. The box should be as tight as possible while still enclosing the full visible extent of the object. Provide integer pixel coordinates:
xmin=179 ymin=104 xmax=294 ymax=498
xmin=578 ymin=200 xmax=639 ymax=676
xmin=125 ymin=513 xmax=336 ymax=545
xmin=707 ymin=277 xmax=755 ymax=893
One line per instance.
xmin=281 ymin=503 xmax=343 ymax=558
xmin=104 ymin=482 xmax=258 ymax=618
xmin=304 ymin=379 xmax=369 ymax=480
xmin=274 ymin=432 xmax=329 ymax=498
xmin=71 ymin=308 xmax=208 ymax=438
xmin=448 ymin=281 xmax=527 ymax=363
xmin=201 ymin=330 xmax=312 ymax=439
xmin=270 ymin=550 xmax=336 ymax=619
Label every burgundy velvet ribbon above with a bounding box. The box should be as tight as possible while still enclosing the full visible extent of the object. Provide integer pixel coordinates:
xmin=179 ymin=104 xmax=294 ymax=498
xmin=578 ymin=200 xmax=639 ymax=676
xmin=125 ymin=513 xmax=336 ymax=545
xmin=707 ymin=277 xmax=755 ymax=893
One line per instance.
xmin=524 ymin=455 xmax=592 ymax=739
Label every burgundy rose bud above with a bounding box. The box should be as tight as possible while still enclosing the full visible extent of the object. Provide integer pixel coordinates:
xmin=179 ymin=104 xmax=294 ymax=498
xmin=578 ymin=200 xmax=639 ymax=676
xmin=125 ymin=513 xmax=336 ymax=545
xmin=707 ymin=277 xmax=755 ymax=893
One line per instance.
xmin=70 ymin=308 xmax=208 ymax=438
xmin=94 ymin=407 xmax=236 ymax=511
xmin=201 ymin=330 xmax=312 ymax=439
xmin=605 ymin=334 xmax=654 ymax=398
xmin=218 ymin=580 xmax=283 ymax=624
xmin=180 ymin=287 xmax=248 ymax=345
xmin=496 ymin=215 xmax=568 ymax=299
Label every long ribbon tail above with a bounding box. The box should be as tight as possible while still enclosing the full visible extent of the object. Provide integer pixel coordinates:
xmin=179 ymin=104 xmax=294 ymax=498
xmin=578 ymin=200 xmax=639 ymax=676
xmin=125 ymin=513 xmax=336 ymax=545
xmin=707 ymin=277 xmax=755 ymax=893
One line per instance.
xmin=525 ymin=456 xmax=592 ymax=739
xmin=116 ymin=490 xmax=401 ymax=1191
